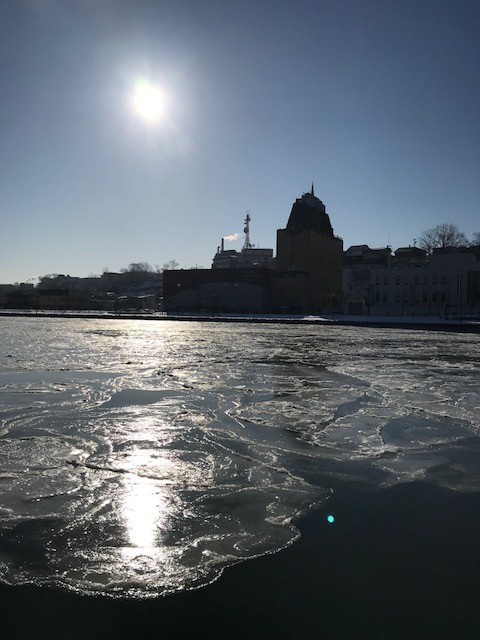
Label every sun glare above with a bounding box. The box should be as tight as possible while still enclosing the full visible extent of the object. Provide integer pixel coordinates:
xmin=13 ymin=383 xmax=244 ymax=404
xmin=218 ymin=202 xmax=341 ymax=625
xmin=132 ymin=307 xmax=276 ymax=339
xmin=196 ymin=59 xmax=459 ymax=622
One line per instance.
xmin=132 ymin=80 xmax=166 ymax=122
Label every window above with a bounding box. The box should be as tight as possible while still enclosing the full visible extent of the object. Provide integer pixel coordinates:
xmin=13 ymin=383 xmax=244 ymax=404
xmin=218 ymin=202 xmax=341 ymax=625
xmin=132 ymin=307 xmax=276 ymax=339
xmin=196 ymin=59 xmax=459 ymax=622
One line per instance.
xmin=395 ymin=276 xmax=400 ymax=285
xmin=441 ymin=274 xmax=446 ymax=285
xmin=415 ymin=275 xmax=420 ymax=285
xmin=433 ymin=274 xmax=438 ymax=284
xmin=457 ymin=274 xmax=463 ymax=295
xmin=384 ymin=276 xmax=388 ymax=285
xmin=404 ymin=277 xmax=409 ymax=284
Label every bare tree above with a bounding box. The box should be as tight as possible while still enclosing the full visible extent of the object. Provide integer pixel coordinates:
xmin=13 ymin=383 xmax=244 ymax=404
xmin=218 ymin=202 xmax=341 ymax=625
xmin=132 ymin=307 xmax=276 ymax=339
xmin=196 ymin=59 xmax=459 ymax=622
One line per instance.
xmin=418 ymin=223 xmax=468 ymax=253
xmin=162 ymin=259 xmax=179 ymax=271
xmin=471 ymin=232 xmax=480 ymax=246
xmin=120 ymin=262 xmax=153 ymax=273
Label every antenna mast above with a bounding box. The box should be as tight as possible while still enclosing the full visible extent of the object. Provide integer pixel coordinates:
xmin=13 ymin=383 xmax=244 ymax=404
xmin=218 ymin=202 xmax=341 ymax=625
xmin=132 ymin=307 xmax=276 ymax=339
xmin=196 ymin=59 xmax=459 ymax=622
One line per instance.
xmin=243 ymin=212 xmax=253 ymax=250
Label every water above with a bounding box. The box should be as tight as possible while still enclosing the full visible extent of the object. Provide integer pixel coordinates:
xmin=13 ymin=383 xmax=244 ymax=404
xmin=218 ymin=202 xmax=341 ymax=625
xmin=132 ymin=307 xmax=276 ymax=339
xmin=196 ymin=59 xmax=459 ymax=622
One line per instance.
xmin=0 ymin=317 xmax=479 ymax=597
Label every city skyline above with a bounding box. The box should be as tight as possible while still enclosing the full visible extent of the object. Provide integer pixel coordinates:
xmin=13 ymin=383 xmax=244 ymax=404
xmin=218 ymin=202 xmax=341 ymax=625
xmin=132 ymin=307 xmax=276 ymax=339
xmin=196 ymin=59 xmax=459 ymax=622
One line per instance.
xmin=1 ymin=0 xmax=479 ymax=283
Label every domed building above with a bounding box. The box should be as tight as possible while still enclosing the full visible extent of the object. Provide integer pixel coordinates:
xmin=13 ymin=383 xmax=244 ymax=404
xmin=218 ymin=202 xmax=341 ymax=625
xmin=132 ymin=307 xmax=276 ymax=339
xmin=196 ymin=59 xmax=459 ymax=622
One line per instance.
xmin=273 ymin=186 xmax=343 ymax=314
xmin=163 ymin=186 xmax=343 ymax=316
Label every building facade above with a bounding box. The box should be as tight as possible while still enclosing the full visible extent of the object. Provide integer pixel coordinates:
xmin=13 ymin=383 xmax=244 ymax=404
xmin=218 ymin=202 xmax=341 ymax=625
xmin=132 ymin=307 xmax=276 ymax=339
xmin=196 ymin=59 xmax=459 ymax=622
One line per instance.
xmin=368 ymin=246 xmax=480 ymax=317
xmin=272 ymin=187 xmax=343 ymax=313
xmin=343 ymin=245 xmax=393 ymax=315
xmin=163 ymin=267 xmax=271 ymax=314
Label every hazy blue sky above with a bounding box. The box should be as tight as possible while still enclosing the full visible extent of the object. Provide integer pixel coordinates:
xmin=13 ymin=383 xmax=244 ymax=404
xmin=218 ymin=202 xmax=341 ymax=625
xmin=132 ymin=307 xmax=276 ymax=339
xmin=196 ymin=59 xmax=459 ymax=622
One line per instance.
xmin=1 ymin=0 xmax=479 ymax=283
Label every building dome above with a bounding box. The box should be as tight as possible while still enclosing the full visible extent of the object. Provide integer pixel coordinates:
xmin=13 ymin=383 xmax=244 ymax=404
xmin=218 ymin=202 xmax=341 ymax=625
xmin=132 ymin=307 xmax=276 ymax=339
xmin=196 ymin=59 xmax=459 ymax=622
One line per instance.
xmin=285 ymin=186 xmax=334 ymax=236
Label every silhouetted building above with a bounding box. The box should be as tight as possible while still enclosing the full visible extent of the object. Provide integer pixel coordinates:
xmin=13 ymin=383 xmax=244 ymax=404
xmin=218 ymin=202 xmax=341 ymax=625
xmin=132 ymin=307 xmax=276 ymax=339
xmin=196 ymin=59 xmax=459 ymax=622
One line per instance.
xmin=164 ymin=187 xmax=343 ymax=315
xmin=212 ymin=245 xmax=274 ymax=269
xmin=344 ymin=245 xmax=392 ymax=266
xmin=343 ymin=245 xmax=392 ymax=315
xmin=273 ymin=186 xmax=343 ymax=313
xmin=19 ymin=288 xmax=91 ymax=310
xmin=163 ymin=268 xmax=271 ymax=314
xmin=0 ymin=284 xmax=15 ymax=308
xmin=212 ymin=214 xmax=274 ymax=269
xmin=3 ymin=289 xmax=35 ymax=309
xmin=393 ymin=246 xmax=428 ymax=266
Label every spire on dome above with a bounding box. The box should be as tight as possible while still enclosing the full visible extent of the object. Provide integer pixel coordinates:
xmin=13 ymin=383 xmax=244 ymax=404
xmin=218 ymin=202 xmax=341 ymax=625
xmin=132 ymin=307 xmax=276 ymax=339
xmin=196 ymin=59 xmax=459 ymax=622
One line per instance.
xmin=311 ymin=182 xmax=315 ymax=197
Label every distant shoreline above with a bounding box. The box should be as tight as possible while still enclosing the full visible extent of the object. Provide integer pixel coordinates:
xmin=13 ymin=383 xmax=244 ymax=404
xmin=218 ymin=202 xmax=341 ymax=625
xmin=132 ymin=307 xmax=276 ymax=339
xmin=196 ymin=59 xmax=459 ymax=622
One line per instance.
xmin=1 ymin=310 xmax=479 ymax=333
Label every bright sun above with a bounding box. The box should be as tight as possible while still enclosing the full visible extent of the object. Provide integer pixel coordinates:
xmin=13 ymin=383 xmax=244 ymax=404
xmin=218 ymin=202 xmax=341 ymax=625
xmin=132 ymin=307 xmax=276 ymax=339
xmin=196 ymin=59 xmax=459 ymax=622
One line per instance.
xmin=132 ymin=80 xmax=166 ymax=122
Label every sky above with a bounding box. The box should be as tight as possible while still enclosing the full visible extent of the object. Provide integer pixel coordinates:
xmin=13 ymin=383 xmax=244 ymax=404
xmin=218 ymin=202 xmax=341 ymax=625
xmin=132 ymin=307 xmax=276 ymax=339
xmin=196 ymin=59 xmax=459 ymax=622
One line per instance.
xmin=1 ymin=0 xmax=479 ymax=283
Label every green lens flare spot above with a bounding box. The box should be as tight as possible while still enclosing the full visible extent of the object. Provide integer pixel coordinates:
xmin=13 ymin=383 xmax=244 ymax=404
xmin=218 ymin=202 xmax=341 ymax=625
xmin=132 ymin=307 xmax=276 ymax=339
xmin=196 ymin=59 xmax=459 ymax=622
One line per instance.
xmin=327 ymin=515 xmax=335 ymax=524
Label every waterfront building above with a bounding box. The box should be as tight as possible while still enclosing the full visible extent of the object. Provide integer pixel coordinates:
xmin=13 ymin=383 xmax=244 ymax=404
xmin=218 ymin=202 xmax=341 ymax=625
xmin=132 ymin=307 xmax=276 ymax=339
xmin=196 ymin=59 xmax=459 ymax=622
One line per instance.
xmin=272 ymin=186 xmax=343 ymax=314
xmin=163 ymin=267 xmax=271 ymax=314
xmin=368 ymin=246 xmax=480 ymax=317
xmin=212 ymin=213 xmax=274 ymax=269
xmin=165 ymin=212 xmax=274 ymax=314
xmin=343 ymin=245 xmax=392 ymax=315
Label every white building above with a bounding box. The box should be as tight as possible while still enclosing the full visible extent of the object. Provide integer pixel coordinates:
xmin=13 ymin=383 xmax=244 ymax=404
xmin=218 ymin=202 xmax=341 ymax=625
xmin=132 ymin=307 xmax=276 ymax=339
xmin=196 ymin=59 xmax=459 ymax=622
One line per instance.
xmin=368 ymin=247 xmax=480 ymax=318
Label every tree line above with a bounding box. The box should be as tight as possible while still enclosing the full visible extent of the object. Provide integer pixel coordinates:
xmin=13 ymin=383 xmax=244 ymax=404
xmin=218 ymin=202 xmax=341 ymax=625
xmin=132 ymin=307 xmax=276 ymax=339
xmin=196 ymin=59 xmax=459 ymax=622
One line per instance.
xmin=117 ymin=259 xmax=179 ymax=274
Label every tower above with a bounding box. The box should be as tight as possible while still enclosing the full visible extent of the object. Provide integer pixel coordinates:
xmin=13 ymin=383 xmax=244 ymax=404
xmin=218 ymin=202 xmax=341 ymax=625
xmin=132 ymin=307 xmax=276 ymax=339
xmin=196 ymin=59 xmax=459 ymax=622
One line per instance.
xmin=243 ymin=212 xmax=253 ymax=251
xmin=273 ymin=187 xmax=343 ymax=314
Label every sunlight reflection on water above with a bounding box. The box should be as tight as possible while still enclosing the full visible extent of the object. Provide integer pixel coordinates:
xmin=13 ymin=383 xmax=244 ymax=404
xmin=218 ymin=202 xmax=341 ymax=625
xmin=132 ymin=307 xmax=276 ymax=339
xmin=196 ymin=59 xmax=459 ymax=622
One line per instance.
xmin=0 ymin=317 xmax=478 ymax=597
xmin=122 ymin=462 xmax=165 ymax=552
